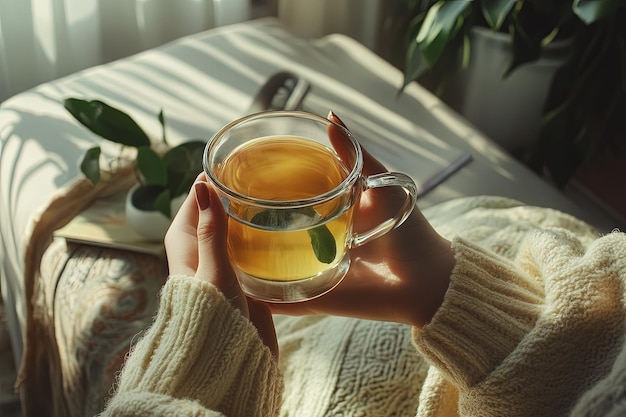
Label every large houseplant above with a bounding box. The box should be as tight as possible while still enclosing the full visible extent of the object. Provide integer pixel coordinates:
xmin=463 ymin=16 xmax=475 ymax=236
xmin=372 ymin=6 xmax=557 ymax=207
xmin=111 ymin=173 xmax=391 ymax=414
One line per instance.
xmin=398 ymin=0 xmax=625 ymax=188
xmin=64 ymin=98 xmax=204 ymax=218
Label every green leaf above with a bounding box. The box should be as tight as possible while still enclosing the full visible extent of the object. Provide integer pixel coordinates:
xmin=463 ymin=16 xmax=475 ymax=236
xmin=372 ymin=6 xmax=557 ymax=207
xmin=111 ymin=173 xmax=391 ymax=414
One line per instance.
xmin=137 ymin=146 xmax=167 ymax=186
xmin=307 ymin=225 xmax=336 ymax=264
xmin=154 ymin=188 xmax=172 ymax=218
xmin=129 ymin=185 xmax=171 ymax=218
xmin=130 ymin=184 xmax=165 ymax=210
xmin=80 ymin=146 xmax=101 ymax=184
xmin=158 ymin=109 xmax=168 ymax=146
xmin=64 ymin=98 xmax=151 ymax=147
xmin=417 ymin=1 xmax=471 ymax=44
xmin=503 ymin=0 xmax=570 ymax=76
xmin=401 ymin=38 xmax=429 ymax=91
xmin=421 ymin=29 xmax=449 ymax=67
xmin=401 ymin=12 xmax=430 ymax=91
xmin=162 ymin=140 xmax=205 ymax=197
xmin=481 ymin=0 xmax=517 ymax=31
xmin=250 ymin=207 xmax=336 ymax=264
xmin=461 ymin=32 xmax=471 ymax=67
xmin=573 ymin=0 xmax=620 ymax=25
xmin=417 ymin=0 xmax=471 ymax=67
xmin=505 ymin=15 xmax=542 ymax=76
xmin=251 ymin=209 xmax=293 ymax=229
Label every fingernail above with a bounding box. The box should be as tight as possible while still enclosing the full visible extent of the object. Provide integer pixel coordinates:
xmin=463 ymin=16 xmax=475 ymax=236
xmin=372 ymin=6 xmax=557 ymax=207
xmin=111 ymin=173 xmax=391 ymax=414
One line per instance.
xmin=328 ymin=110 xmax=346 ymax=127
xmin=195 ymin=182 xmax=211 ymax=211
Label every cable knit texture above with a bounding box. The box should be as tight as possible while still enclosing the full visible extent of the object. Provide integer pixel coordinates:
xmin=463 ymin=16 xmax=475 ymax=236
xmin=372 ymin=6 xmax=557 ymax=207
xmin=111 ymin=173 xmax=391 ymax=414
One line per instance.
xmin=97 ymin=196 xmax=626 ymax=417
xmin=413 ymin=196 xmax=626 ymax=417
xmin=99 ymin=276 xmax=283 ymax=417
xmin=275 ymin=315 xmax=429 ymax=416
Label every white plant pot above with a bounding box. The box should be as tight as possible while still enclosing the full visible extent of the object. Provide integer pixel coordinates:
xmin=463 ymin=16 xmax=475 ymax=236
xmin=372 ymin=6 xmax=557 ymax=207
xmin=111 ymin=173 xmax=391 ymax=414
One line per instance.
xmin=125 ymin=184 xmax=186 ymax=242
xmin=445 ymin=27 xmax=571 ymax=152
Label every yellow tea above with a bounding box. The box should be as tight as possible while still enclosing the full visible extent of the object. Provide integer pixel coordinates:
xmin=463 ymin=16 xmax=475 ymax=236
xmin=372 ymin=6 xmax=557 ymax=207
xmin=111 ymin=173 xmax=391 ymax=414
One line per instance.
xmin=216 ymin=136 xmax=356 ymax=281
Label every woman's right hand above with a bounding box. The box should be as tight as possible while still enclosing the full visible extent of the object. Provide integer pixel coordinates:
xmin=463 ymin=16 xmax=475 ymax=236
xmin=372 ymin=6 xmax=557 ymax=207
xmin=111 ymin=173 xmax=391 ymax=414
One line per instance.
xmin=268 ymin=112 xmax=455 ymax=328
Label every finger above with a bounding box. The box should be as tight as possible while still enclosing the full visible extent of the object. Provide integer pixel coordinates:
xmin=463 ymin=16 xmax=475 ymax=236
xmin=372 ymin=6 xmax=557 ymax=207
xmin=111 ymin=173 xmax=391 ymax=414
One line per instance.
xmin=165 ymin=172 xmax=207 ymax=248
xmin=164 ymin=182 xmax=202 ymax=276
xmin=194 ymin=181 xmax=248 ymax=315
xmin=326 ymin=111 xmax=398 ymax=222
xmin=168 ymin=181 xmax=199 ymax=232
xmin=327 ymin=111 xmax=387 ymax=175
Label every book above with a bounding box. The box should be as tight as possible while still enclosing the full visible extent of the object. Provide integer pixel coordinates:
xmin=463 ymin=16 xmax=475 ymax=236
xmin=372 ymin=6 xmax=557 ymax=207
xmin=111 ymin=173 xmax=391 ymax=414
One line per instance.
xmin=54 ymin=189 xmax=165 ymax=256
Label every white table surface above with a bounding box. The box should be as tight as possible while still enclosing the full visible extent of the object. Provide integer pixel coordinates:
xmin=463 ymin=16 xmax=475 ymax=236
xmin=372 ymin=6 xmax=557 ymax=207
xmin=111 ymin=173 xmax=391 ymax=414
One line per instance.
xmin=0 ymin=18 xmax=617 ymax=362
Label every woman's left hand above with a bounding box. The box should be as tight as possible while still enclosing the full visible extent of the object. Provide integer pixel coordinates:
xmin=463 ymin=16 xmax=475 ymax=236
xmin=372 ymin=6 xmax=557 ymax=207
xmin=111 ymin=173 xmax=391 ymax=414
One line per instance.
xmin=165 ymin=173 xmax=278 ymax=356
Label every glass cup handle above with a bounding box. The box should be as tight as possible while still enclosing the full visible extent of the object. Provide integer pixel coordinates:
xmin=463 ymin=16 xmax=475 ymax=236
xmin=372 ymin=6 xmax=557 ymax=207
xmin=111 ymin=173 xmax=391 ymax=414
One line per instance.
xmin=350 ymin=172 xmax=418 ymax=248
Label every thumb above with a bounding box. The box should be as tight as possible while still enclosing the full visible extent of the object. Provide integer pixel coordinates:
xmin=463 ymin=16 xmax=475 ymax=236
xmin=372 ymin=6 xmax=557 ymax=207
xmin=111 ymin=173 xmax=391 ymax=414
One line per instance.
xmin=327 ymin=110 xmax=387 ymax=175
xmin=194 ymin=181 xmax=248 ymax=315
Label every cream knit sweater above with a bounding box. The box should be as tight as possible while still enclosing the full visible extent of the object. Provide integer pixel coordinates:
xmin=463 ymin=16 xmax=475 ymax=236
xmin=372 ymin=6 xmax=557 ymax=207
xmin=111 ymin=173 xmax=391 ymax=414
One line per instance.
xmin=101 ymin=196 xmax=626 ymax=416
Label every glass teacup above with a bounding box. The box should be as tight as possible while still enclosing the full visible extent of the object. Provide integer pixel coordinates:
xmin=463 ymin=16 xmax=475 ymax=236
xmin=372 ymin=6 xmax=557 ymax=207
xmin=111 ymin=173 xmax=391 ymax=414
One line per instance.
xmin=204 ymin=111 xmax=417 ymax=302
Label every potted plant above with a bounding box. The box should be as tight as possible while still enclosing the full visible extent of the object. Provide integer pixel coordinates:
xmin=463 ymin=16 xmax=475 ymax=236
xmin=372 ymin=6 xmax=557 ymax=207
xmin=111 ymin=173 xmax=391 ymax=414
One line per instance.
xmin=64 ymin=98 xmax=205 ymax=239
xmin=396 ymin=0 xmax=626 ymax=188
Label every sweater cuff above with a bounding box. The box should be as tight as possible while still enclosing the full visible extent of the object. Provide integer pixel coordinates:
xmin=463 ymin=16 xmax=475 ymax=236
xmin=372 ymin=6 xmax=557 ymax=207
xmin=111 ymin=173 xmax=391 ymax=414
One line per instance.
xmin=413 ymin=237 xmax=544 ymax=389
xmin=111 ymin=275 xmax=283 ymax=417
xmin=101 ymin=391 xmax=224 ymax=416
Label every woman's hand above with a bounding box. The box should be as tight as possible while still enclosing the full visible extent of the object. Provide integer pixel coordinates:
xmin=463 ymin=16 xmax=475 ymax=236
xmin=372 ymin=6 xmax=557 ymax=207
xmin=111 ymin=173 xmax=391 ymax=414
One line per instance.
xmin=165 ymin=175 xmax=278 ymax=355
xmin=268 ymin=112 xmax=455 ymax=328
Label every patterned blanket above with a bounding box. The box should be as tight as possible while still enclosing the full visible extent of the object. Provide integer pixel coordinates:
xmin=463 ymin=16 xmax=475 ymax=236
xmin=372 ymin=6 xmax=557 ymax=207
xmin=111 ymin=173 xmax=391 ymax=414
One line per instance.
xmin=18 ymin=169 xmax=168 ymax=416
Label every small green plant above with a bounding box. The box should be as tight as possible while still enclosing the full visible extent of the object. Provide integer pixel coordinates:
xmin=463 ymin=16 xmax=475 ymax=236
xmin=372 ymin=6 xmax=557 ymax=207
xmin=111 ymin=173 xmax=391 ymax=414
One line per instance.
xmin=64 ymin=98 xmax=204 ymax=217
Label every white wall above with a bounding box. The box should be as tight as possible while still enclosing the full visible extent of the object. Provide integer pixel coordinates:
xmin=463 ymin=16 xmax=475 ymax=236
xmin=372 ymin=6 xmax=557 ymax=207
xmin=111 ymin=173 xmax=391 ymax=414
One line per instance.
xmin=277 ymin=0 xmax=383 ymax=51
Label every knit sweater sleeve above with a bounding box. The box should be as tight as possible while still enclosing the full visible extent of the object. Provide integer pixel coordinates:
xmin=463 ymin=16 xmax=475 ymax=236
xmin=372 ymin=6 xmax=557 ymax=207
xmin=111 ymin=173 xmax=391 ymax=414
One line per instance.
xmin=413 ymin=231 xmax=626 ymax=417
xmin=100 ymin=275 xmax=283 ymax=417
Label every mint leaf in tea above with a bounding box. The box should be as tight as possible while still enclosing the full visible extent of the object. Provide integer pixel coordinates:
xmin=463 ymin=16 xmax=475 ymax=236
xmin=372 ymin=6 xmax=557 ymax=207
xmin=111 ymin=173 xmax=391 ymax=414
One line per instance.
xmin=307 ymin=224 xmax=337 ymax=264
xmin=251 ymin=207 xmax=337 ymax=264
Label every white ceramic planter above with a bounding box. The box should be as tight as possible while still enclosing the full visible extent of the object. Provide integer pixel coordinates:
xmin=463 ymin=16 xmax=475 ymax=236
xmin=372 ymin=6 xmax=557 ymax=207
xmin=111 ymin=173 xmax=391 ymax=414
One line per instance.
xmin=445 ymin=27 xmax=571 ymax=152
xmin=125 ymin=184 xmax=186 ymax=242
